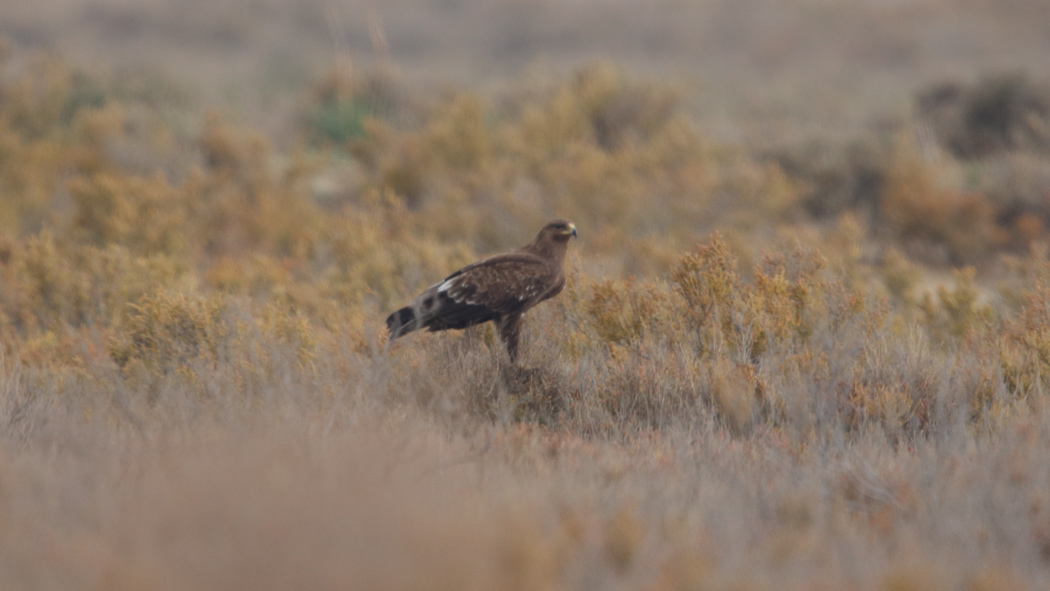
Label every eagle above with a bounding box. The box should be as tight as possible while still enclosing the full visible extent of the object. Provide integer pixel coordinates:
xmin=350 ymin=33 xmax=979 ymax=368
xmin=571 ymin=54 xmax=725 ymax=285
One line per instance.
xmin=386 ymin=219 xmax=578 ymax=362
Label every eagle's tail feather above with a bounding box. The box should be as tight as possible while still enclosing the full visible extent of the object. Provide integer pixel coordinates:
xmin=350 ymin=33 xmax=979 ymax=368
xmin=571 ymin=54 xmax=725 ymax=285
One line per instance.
xmin=386 ymin=306 xmax=419 ymax=338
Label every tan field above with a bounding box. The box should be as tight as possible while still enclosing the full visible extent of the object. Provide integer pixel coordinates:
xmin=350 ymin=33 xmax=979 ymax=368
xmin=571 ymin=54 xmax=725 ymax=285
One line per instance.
xmin=2 ymin=1 xmax=1050 ymax=589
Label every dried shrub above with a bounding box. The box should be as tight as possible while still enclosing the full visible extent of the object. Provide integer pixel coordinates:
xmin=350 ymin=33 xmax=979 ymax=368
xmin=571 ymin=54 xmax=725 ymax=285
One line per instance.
xmin=570 ymin=63 xmax=681 ymax=152
xmin=69 ymin=172 xmax=188 ymax=255
xmin=190 ymin=115 xmax=324 ymax=259
xmin=425 ymin=93 xmax=492 ymax=172
xmin=919 ymin=267 xmax=994 ymax=343
xmin=108 ymin=290 xmax=227 ymax=375
xmin=585 ymin=278 xmax=671 ymax=346
xmin=672 ymin=234 xmax=872 ymax=361
xmin=998 ymin=264 xmax=1050 ymax=398
xmin=880 ymin=139 xmax=1002 ymax=264
xmin=0 ymin=233 xmax=187 ymax=338
xmin=975 ymin=152 xmax=1050 ymax=247
xmin=670 ymin=233 xmax=741 ymax=355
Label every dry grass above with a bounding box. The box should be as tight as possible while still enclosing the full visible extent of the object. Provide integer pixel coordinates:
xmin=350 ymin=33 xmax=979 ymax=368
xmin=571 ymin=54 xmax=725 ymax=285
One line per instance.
xmin=3 ymin=345 xmax=1050 ymax=590
xmin=3 ymin=20 xmax=1050 ymax=589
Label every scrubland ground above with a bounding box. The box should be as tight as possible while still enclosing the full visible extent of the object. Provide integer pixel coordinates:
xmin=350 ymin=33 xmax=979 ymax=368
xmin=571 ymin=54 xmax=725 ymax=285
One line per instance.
xmin=3 ymin=0 xmax=1050 ymax=587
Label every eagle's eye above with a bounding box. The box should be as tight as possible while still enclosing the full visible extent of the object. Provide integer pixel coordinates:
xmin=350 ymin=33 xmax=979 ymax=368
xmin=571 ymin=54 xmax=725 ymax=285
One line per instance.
xmin=546 ymin=221 xmax=577 ymax=238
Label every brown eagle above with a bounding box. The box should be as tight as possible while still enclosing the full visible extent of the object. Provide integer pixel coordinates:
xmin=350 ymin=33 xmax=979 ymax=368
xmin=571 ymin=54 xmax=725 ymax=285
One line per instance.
xmin=386 ymin=219 xmax=578 ymax=362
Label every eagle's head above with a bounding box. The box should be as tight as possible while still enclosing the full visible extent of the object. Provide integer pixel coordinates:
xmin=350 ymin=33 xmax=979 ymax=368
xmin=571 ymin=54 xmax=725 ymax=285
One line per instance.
xmin=524 ymin=219 xmax=578 ymax=260
xmin=541 ymin=219 xmax=578 ymax=243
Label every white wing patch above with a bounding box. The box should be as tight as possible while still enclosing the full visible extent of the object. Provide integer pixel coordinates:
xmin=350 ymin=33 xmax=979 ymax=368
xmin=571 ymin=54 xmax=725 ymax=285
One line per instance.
xmin=437 ymin=276 xmax=477 ymax=305
xmin=519 ymin=283 xmax=539 ymax=301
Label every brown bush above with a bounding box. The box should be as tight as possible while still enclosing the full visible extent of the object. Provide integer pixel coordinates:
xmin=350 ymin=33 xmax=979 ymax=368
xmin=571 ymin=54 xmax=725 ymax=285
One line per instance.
xmin=880 ymin=139 xmax=1002 ymax=264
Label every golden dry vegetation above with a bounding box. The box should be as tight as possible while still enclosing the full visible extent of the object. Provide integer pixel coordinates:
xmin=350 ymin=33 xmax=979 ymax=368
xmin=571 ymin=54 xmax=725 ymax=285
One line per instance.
xmin=2 ymin=3 xmax=1050 ymax=587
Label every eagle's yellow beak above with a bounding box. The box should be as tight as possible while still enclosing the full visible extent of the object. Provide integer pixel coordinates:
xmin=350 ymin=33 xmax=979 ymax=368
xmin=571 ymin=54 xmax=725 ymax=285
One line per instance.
xmin=567 ymin=223 xmax=577 ymax=238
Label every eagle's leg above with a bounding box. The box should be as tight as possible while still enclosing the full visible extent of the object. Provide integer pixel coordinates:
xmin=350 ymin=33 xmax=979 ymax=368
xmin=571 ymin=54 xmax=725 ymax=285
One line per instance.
xmin=497 ymin=313 xmax=524 ymax=363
